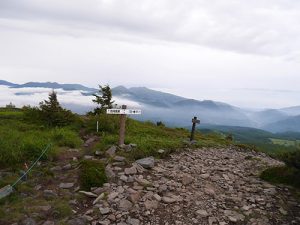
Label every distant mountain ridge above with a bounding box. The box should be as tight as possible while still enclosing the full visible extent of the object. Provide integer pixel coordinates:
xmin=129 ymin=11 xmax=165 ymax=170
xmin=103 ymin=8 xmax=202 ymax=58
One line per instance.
xmin=112 ymin=86 xmax=186 ymax=107
xmin=0 ymin=80 xmax=17 ymax=86
xmin=263 ymin=115 xmax=300 ymax=133
xmin=280 ymin=106 xmax=300 ymax=116
xmin=1 ymin=81 xmax=97 ymax=92
xmin=1 ymin=79 xmax=300 ymax=132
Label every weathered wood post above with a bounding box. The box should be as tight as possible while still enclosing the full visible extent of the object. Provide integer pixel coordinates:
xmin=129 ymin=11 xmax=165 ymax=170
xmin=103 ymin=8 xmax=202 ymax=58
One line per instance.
xmin=190 ymin=116 xmax=200 ymax=141
xmin=118 ymin=105 xmax=127 ymax=146
xmin=106 ymin=106 xmax=142 ymax=146
xmin=96 ymin=113 xmax=99 ymax=133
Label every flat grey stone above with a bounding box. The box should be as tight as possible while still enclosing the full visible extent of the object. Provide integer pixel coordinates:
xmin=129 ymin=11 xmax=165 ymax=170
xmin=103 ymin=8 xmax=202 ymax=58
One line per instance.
xmin=106 ymin=146 xmax=117 ymax=156
xmin=100 ymin=207 xmax=111 ymax=215
xmin=59 ymin=183 xmax=74 ymax=189
xmin=135 ymin=157 xmax=155 ymax=169
xmin=67 ymin=218 xmax=86 ymax=225
xmin=114 ymin=156 xmax=126 ymax=162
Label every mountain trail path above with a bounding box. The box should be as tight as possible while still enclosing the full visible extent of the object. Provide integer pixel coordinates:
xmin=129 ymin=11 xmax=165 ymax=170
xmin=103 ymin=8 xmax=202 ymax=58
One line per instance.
xmin=3 ymin=144 xmax=300 ymax=225
xmin=70 ymin=147 xmax=300 ymax=225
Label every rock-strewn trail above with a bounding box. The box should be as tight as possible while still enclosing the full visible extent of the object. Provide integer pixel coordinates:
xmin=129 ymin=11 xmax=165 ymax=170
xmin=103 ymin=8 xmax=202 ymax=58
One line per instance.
xmin=80 ymin=147 xmax=300 ymax=225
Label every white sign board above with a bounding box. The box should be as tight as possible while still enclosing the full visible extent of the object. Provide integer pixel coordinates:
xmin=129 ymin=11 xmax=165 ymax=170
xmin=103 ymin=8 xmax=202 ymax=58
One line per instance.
xmin=107 ymin=109 xmax=142 ymax=115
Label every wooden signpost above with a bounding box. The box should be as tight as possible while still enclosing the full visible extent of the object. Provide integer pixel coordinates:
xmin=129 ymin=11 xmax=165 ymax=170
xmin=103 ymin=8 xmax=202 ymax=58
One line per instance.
xmin=107 ymin=105 xmax=142 ymax=145
xmin=190 ymin=116 xmax=200 ymax=141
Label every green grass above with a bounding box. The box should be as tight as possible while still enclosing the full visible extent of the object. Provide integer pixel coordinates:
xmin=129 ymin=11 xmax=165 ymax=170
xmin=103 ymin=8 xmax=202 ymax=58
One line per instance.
xmin=0 ymin=107 xmax=232 ymax=168
xmin=0 ymin=191 xmax=73 ymax=223
xmin=0 ymin=110 xmax=24 ymax=119
xmin=200 ymin=125 xmax=300 ymax=157
xmin=270 ymin=138 xmax=300 ymax=147
xmin=92 ymin=116 xmax=232 ymax=160
xmin=0 ymin=108 xmax=83 ymax=169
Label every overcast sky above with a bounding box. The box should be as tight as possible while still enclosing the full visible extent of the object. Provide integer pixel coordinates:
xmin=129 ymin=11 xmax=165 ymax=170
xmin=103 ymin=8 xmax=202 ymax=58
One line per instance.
xmin=0 ymin=0 xmax=300 ymax=108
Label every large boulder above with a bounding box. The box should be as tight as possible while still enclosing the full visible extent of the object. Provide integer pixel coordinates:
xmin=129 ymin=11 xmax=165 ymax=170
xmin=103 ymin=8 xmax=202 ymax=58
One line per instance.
xmin=135 ymin=157 xmax=155 ymax=169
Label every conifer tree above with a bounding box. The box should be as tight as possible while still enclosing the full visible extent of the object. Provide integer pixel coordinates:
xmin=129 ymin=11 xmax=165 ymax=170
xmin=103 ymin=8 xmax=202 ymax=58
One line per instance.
xmin=92 ymin=85 xmax=114 ymax=114
xmin=39 ymin=90 xmax=74 ymax=126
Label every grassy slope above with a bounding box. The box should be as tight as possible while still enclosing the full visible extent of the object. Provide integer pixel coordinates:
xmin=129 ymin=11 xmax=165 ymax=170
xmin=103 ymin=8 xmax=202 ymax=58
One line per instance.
xmin=88 ymin=114 xmax=232 ymax=160
xmin=200 ymin=125 xmax=300 ymax=156
xmin=0 ymin=108 xmax=83 ymax=169
xmin=1 ymin=107 xmax=299 ymax=223
xmin=0 ymin=107 xmax=231 ymax=170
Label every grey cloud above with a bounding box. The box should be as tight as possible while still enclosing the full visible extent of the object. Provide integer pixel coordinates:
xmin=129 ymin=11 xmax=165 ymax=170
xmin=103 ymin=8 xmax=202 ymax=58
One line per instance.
xmin=1 ymin=0 xmax=300 ymax=58
xmin=0 ymin=86 xmax=141 ymax=111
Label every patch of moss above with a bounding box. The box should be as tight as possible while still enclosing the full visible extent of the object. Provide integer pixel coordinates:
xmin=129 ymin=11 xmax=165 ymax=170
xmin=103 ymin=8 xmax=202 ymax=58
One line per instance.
xmin=79 ymin=160 xmax=107 ymax=191
xmin=52 ymin=200 xmax=73 ymax=219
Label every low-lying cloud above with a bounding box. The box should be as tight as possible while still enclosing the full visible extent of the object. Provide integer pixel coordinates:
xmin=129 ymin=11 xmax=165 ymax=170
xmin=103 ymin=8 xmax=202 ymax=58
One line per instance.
xmin=0 ymin=85 xmax=141 ymax=113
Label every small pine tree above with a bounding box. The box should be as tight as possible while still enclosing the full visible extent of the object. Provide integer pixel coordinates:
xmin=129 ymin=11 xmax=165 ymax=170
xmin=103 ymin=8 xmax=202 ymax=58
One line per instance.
xmin=156 ymin=121 xmax=165 ymax=127
xmin=225 ymin=133 xmax=233 ymax=141
xmin=39 ymin=90 xmax=74 ymax=126
xmin=40 ymin=90 xmax=61 ymax=112
xmin=92 ymin=84 xmax=114 ymax=114
xmin=5 ymin=102 xmax=15 ymax=109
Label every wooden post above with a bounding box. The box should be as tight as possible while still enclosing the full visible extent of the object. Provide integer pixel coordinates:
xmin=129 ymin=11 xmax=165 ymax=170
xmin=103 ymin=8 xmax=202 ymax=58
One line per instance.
xmin=106 ymin=106 xmax=141 ymax=146
xmin=190 ymin=116 xmax=200 ymax=141
xmin=118 ymin=105 xmax=127 ymax=146
xmin=96 ymin=113 xmax=99 ymax=133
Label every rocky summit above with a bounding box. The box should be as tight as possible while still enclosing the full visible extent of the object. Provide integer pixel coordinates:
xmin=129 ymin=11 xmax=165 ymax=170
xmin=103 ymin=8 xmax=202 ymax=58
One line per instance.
xmin=71 ymin=147 xmax=300 ymax=225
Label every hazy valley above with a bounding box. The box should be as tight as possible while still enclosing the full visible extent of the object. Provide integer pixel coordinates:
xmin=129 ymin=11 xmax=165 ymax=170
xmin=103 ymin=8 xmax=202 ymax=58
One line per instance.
xmin=1 ymin=79 xmax=300 ymax=133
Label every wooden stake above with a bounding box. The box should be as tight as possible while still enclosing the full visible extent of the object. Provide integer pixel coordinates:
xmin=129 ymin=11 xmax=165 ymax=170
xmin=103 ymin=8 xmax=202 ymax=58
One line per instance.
xmin=118 ymin=105 xmax=127 ymax=146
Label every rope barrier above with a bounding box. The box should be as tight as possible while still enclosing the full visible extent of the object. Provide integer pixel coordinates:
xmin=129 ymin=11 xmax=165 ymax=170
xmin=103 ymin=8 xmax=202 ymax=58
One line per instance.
xmin=11 ymin=143 xmax=52 ymax=188
xmin=0 ymin=143 xmax=52 ymax=199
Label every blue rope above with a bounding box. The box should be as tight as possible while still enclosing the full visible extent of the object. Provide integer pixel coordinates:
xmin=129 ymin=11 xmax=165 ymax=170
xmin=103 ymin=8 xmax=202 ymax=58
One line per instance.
xmin=11 ymin=143 xmax=52 ymax=188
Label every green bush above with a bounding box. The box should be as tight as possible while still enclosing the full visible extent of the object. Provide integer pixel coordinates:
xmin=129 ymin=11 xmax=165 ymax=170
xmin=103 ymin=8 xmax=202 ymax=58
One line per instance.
xmin=22 ymin=92 xmax=76 ymax=127
xmin=39 ymin=91 xmax=76 ymax=127
xmin=280 ymin=150 xmax=300 ymax=169
xmin=260 ymin=166 xmax=300 ymax=189
xmin=156 ymin=121 xmax=165 ymax=127
xmin=52 ymin=200 xmax=73 ymax=218
xmin=79 ymin=160 xmax=107 ymax=191
xmin=22 ymin=106 xmax=42 ymax=123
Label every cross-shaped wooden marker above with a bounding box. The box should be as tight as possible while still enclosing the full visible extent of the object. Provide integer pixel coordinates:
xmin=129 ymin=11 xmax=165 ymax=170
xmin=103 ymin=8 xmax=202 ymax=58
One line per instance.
xmin=190 ymin=116 xmax=200 ymax=141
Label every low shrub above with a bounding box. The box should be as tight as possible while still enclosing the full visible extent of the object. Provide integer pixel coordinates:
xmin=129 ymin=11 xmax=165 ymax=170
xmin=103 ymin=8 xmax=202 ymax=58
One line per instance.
xmin=52 ymin=200 xmax=73 ymax=218
xmin=79 ymin=160 xmax=107 ymax=191
xmin=156 ymin=121 xmax=165 ymax=127
xmin=280 ymin=150 xmax=300 ymax=169
xmin=260 ymin=166 xmax=300 ymax=189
